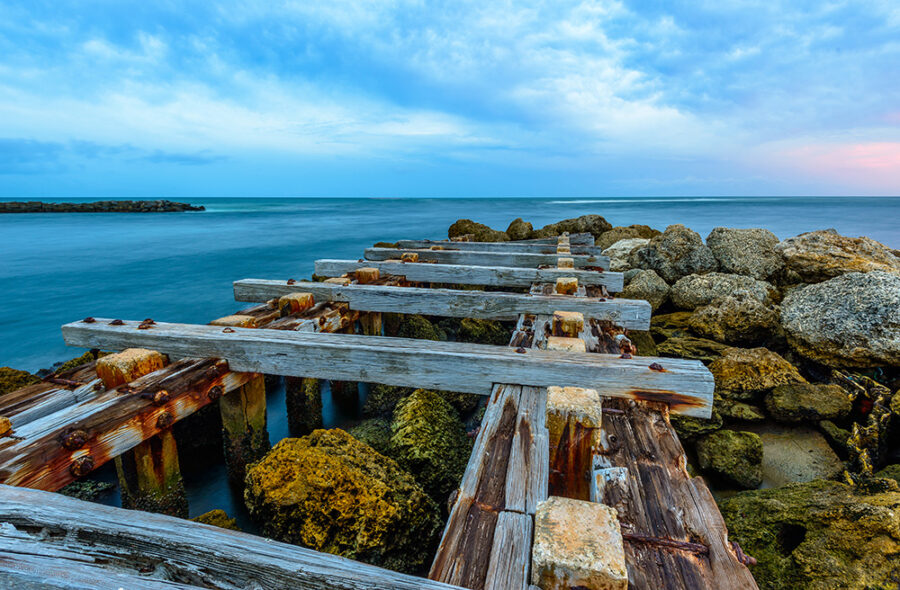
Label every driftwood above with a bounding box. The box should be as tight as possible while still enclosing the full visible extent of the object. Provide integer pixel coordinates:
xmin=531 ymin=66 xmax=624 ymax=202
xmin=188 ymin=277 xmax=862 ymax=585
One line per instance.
xmin=364 ymin=247 xmax=609 ymax=269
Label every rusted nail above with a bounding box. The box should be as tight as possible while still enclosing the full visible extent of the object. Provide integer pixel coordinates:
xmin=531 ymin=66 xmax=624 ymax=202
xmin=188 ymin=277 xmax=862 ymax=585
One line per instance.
xmin=109 ymin=319 xmax=125 ymax=326
xmin=286 ymin=278 xmax=297 ymax=285
xmin=60 ymin=428 xmax=89 ymax=450
xmin=82 ymin=317 xmax=96 ymax=323
xmin=156 ymin=411 xmax=175 ymax=429
xmin=207 ymin=385 xmax=224 ymax=400
xmin=153 ymin=390 xmax=170 ymax=405
xmin=93 ymin=382 xmax=104 ymax=391
xmin=222 ymin=327 xmax=235 ymax=333
xmin=516 ymin=347 xmax=527 ymax=354
xmin=649 ymin=362 xmax=665 ymax=372
xmin=70 ymin=455 xmax=95 ymax=477
xmin=731 ymin=541 xmax=757 ymax=566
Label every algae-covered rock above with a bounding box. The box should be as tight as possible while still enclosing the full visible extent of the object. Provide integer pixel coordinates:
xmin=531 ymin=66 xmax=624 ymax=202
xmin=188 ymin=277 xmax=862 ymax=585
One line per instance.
xmin=819 ymin=420 xmax=852 ymax=458
xmin=597 ymin=224 xmax=660 ymax=250
xmin=59 ymin=479 xmax=115 ymax=502
xmin=0 ymin=367 xmax=40 ymax=396
xmin=650 ymin=311 xmax=695 ymax=340
xmin=390 ymin=389 xmax=471 ymax=502
xmin=532 ymin=214 xmax=612 ymax=240
xmin=362 ymin=384 xmax=412 ymax=418
xmin=454 ymin=318 xmax=511 ymax=346
xmin=192 ymin=509 xmax=240 ymax=531
xmin=629 ymin=224 xmax=718 ymax=283
xmin=765 ymin=383 xmax=851 ymax=423
xmin=602 ymin=237 xmax=649 ymax=272
xmin=244 ymin=429 xmax=441 ymax=573
xmin=52 ymin=351 xmax=97 ymax=375
xmin=688 ymin=295 xmax=780 ymax=345
xmin=709 ymin=347 xmax=806 ymax=402
xmin=671 ymin=408 xmax=723 ymax=440
xmin=348 ymin=418 xmax=393 ymax=455
xmin=781 ymin=271 xmax=900 ymax=368
xmin=628 ymin=330 xmax=657 ymax=356
xmin=447 ymin=219 xmax=509 ymax=242
xmin=719 ymin=479 xmax=900 ymax=590
xmin=619 ymin=269 xmax=669 ymax=311
xmin=505 ymin=218 xmax=533 ymax=241
xmin=876 ymin=464 xmax=900 ymax=485
xmin=695 ymin=429 xmax=762 ymax=489
xmin=706 ymin=227 xmax=783 ymax=280
xmin=656 ymin=336 xmax=728 ymax=362
xmin=397 ymin=314 xmax=447 ymax=341
xmin=670 ymin=272 xmax=774 ymax=310
xmin=775 ymin=228 xmax=900 ymax=283
xmin=716 ymin=396 xmax=766 ymax=422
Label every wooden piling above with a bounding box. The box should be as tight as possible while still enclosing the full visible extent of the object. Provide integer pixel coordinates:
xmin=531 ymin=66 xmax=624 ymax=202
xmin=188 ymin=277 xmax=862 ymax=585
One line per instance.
xmin=219 ymin=374 xmax=270 ymax=484
xmin=115 ymin=429 xmax=188 ymax=518
xmin=285 ymin=377 xmax=323 ymax=437
xmin=546 ymin=386 xmax=603 ymax=501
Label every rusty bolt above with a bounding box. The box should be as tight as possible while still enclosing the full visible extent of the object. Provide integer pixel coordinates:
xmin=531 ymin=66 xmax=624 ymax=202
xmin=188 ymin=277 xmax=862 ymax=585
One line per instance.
xmin=82 ymin=317 xmax=96 ymax=323
xmin=152 ymin=390 xmax=170 ymax=405
xmin=222 ymin=327 xmax=235 ymax=333
xmin=60 ymin=429 xmax=89 ymax=450
xmin=287 ymin=278 xmax=297 ymax=285
xmin=93 ymin=382 xmax=104 ymax=391
xmin=649 ymin=362 xmax=665 ymax=372
xmin=516 ymin=347 xmax=527 ymax=354
xmin=207 ymin=385 xmax=224 ymax=400
xmin=142 ymin=318 xmax=155 ymax=325
xmin=109 ymin=319 xmax=125 ymax=326
xmin=70 ymin=455 xmax=95 ymax=477
xmin=156 ymin=411 xmax=175 ymax=429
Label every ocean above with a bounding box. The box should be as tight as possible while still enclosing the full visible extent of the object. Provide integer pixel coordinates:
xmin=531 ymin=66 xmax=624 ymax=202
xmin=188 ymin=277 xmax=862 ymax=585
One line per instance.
xmin=2 ymin=195 xmax=898 ymax=523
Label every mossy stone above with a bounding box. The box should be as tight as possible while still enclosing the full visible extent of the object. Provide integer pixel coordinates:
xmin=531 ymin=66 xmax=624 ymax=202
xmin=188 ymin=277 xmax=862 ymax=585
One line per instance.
xmin=628 ymin=330 xmax=657 ymax=356
xmin=348 ymin=418 xmax=393 ymax=455
xmin=819 ymin=420 xmax=852 ymax=459
xmin=765 ymin=383 xmax=851 ymax=423
xmin=397 ymin=314 xmax=447 ymax=341
xmin=456 ymin=318 xmax=511 ymax=346
xmin=506 ymin=218 xmax=533 ymax=240
xmin=650 ymin=311 xmax=695 ymax=340
xmin=0 ymin=367 xmax=40 ymax=396
xmin=192 ymin=509 xmax=240 ymax=531
xmin=52 ymin=351 xmax=97 ymax=374
xmin=362 ymin=384 xmax=413 ymax=418
xmin=709 ymin=347 xmax=806 ymax=402
xmin=671 ymin=407 xmax=723 ymax=440
xmin=695 ymin=429 xmax=763 ymax=489
xmin=716 ymin=396 xmax=766 ymax=423
xmin=875 ymin=464 xmax=900 ymax=485
xmin=59 ymin=479 xmax=115 ymax=502
xmin=447 ymin=219 xmax=509 ymax=242
xmin=656 ymin=336 xmax=728 ymax=362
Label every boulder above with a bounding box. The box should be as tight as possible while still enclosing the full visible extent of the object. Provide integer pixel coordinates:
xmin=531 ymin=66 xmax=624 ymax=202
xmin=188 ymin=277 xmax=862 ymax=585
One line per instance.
xmin=362 ymin=384 xmax=412 ymax=418
xmin=695 ymin=429 xmax=763 ymax=489
xmin=819 ymin=420 xmax=852 ymax=459
xmin=709 ymin=347 xmax=806 ymax=402
xmin=619 ymin=269 xmax=669 ymax=311
xmin=628 ymin=224 xmax=718 ymax=283
xmin=656 ymin=336 xmax=728 ymax=362
xmin=706 ymin=227 xmax=783 ymax=280
xmin=191 ymin=509 xmax=240 ymax=531
xmin=781 ymin=271 xmax=900 ymax=367
xmin=765 ymin=383 xmax=851 ymax=423
xmin=532 ymin=214 xmax=613 ymax=240
xmin=597 ymin=224 xmax=660 ymax=250
xmin=627 ymin=330 xmax=657 ymax=356
xmin=244 ymin=429 xmax=441 ymax=573
xmin=688 ymin=295 xmax=780 ymax=345
xmin=440 ymin=317 xmax=511 ymax=346
xmin=719 ymin=479 xmax=900 ymax=589
xmin=649 ymin=311 xmax=694 ymax=340
xmin=390 ymin=389 xmax=471 ymax=502
xmin=602 ymin=238 xmax=649 ymax=272
xmin=747 ymin=423 xmax=844 ymax=487
xmin=0 ymin=367 xmax=40 ymax=396
xmin=348 ymin=418 xmax=393 ymax=455
xmin=397 ymin=314 xmax=447 ymax=341
xmin=447 ymin=219 xmax=509 ymax=242
xmin=670 ymin=408 xmax=723 ymax=441
xmin=670 ymin=272 xmax=775 ymax=310
xmin=775 ymin=228 xmax=900 ymax=283
xmin=716 ymin=396 xmax=766 ymax=422
xmin=505 ymin=218 xmax=533 ymax=241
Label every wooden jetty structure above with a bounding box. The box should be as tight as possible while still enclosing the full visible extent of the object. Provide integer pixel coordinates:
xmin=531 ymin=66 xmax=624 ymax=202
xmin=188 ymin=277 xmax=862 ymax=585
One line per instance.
xmin=0 ymin=231 xmax=758 ymax=589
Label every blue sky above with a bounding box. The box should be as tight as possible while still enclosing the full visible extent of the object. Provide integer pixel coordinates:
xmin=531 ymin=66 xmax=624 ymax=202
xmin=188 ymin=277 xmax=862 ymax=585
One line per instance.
xmin=1 ymin=1 xmax=898 ymax=197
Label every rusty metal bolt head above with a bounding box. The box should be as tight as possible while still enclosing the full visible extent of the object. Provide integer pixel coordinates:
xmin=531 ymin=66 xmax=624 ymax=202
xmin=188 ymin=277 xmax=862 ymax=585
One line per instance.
xmin=142 ymin=318 xmax=155 ymax=325
xmin=93 ymin=382 xmax=104 ymax=391
xmin=82 ymin=317 xmax=96 ymax=323
xmin=60 ymin=429 xmax=89 ymax=450
xmin=109 ymin=319 xmax=125 ymax=326
xmin=152 ymin=390 xmax=170 ymax=405
xmin=156 ymin=411 xmax=174 ymax=429
xmin=649 ymin=362 xmax=665 ymax=372
xmin=207 ymin=385 xmax=224 ymax=401
xmin=515 ymin=347 xmax=527 ymax=354
xmin=70 ymin=455 xmax=95 ymax=477
xmin=222 ymin=327 xmax=235 ymax=333
xmin=286 ymin=278 xmax=297 ymax=285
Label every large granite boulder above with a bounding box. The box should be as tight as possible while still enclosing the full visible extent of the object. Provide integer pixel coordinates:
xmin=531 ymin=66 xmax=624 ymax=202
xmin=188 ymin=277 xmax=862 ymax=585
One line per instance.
xmin=505 ymin=218 xmax=533 ymax=241
xmin=709 ymin=347 xmax=806 ymax=402
xmin=619 ymin=269 xmax=669 ymax=311
xmin=390 ymin=389 xmax=471 ymax=502
xmin=695 ymin=429 xmax=763 ymax=489
xmin=447 ymin=219 xmax=509 ymax=242
xmin=597 ymin=224 xmax=660 ymax=250
xmin=688 ymin=295 xmax=780 ymax=345
xmin=781 ymin=271 xmax=900 ymax=367
xmin=670 ymin=272 xmax=775 ymax=310
xmin=602 ymin=238 xmax=649 ymax=272
xmin=244 ymin=429 xmax=441 ymax=573
xmin=719 ymin=479 xmax=900 ymax=590
xmin=532 ymin=214 xmax=612 ymax=240
xmin=629 ymin=224 xmax=718 ymax=283
xmin=706 ymin=227 xmax=783 ymax=280
xmin=775 ymin=228 xmax=900 ymax=283
xmin=765 ymin=383 xmax=851 ymax=423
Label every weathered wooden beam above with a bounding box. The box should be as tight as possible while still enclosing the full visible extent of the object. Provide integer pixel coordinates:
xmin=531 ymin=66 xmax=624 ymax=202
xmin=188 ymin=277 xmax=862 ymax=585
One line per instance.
xmin=62 ymin=319 xmax=714 ymax=417
xmin=365 ymin=247 xmax=609 ymax=269
xmin=515 ymin=232 xmax=594 ymax=245
xmin=546 ymin=386 xmax=603 ymax=501
xmin=397 ymin=239 xmax=604 ymax=255
xmin=234 ymin=280 xmax=648 ymax=329
xmin=0 ymin=484 xmax=468 ymax=590
xmin=314 ymin=260 xmax=624 ymax=291
xmin=219 ymin=374 xmax=270 ymax=484
xmin=115 ymin=429 xmax=187 ymax=517
xmin=285 ymin=376 xmax=322 ymax=437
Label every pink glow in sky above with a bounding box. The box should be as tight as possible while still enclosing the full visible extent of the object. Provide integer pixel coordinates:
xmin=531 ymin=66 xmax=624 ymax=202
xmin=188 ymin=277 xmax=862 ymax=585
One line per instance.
xmin=779 ymin=142 xmax=900 ymax=192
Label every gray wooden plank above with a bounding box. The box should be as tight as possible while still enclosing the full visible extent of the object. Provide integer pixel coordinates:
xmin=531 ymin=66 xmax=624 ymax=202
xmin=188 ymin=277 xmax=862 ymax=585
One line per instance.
xmin=314 ymin=260 xmax=624 ymax=291
xmin=61 ymin=319 xmax=714 ymax=417
xmin=233 ymin=280 xmax=649 ymax=329
xmin=483 ymin=511 xmax=532 ymax=590
xmin=365 ymin=247 xmax=609 ymax=269
xmin=515 ymin=232 xmax=594 ymax=245
xmin=397 ymin=239 xmax=605 ymax=255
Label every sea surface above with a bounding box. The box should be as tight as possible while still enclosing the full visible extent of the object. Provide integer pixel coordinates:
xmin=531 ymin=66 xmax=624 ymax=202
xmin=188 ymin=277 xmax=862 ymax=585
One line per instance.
xmin=1 ymin=196 xmax=899 ymax=524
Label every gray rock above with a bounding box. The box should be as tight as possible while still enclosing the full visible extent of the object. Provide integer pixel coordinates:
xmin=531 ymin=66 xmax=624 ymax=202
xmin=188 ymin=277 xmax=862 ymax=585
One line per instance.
xmin=623 ymin=268 xmax=643 ymax=285
xmin=597 ymin=225 xmax=660 ymax=250
xmin=629 ymin=224 xmax=718 ymax=283
xmin=670 ymin=272 xmax=775 ymax=310
xmin=765 ymin=383 xmax=851 ymax=423
xmin=688 ymin=295 xmax=780 ymax=345
xmin=742 ymin=423 xmax=844 ymax=487
xmin=775 ymin=228 xmax=900 ymax=283
xmin=706 ymin=227 xmax=783 ymax=280
xmin=505 ymin=218 xmax=533 ymax=241
xmin=781 ymin=271 xmax=900 ymax=367
xmin=602 ymin=238 xmax=649 ymax=272
xmin=619 ymin=269 xmax=669 ymax=311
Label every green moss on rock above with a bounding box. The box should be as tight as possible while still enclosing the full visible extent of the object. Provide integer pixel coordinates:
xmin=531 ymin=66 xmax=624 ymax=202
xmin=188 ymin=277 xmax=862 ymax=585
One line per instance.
xmin=709 ymin=347 xmax=806 ymax=402
xmin=671 ymin=408 xmax=723 ymax=440
xmin=362 ymin=384 xmax=413 ymax=417
xmin=244 ymin=429 xmax=441 ymax=574
xmin=456 ymin=318 xmax=511 ymax=346
xmin=656 ymin=336 xmax=728 ymax=362
xmin=397 ymin=314 xmax=447 ymax=341
xmin=765 ymin=383 xmax=852 ymax=423
xmin=52 ymin=351 xmax=97 ymax=375
xmin=447 ymin=219 xmax=509 ymax=242
xmin=716 ymin=395 xmax=767 ymax=422
xmin=348 ymin=418 xmax=393 ymax=455
xmin=505 ymin=218 xmax=533 ymax=240
xmin=628 ymin=330 xmax=658 ymax=356
xmin=875 ymin=464 xmax=900 ymax=485
xmin=696 ymin=429 xmax=763 ymax=489
xmin=650 ymin=311 xmax=695 ymax=340
xmin=192 ymin=509 xmax=240 ymax=531
xmin=59 ymin=479 xmax=115 ymax=502
xmin=0 ymin=367 xmax=40 ymax=396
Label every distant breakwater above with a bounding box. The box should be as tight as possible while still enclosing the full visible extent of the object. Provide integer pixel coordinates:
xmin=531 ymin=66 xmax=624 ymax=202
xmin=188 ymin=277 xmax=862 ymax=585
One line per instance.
xmin=0 ymin=200 xmax=204 ymax=213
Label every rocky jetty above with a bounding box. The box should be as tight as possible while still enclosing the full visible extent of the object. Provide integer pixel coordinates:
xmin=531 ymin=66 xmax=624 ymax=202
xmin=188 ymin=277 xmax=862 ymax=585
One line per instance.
xmin=0 ymin=199 xmax=204 ymax=213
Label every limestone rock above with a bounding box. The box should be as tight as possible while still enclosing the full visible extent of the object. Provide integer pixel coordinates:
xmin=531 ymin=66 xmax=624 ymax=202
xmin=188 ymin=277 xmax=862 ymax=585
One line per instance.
xmin=706 ymin=227 xmax=783 ymax=280
xmin=505 ymin=217 xmax=533 ymax=240
xmin=819 ymin=420 xmax=852 ymax=458
xmin=629 ymin=224 xmax=718 ymax=283
xmin=781 ymin=271 xmax=900 ymax=367
xmin=716 ymin=396 xmax=766 ymax=422
xmin=627 ymin=330 xmax=657 ymax=356
xmin=602 ymin=238 xmax=649 ymax=272
xmin=0 ymin=367 xmax=40 ymax=396
xmin=619 ymin=269 xmax=669 ymax=311
xmin=765 ymin=383 xmax=851 ymax=423
xmin=656 ymin=336 xmax=728 ymax=362
xmin=719 ymin=479 xmax=900 ymax=589
xmin=447 ymin=219 xmax=509 ymax=242
xmin=670 ymin=272 xmax=775 ymax=310
xmin=688 ymin=295 xmax=780 ymax=345
xmin=709 ymin=347 xmax=806 ymax=402
xmin=748 ymin=423 xmax=844 ymax=487
xmin=695 ymin=429 xmax=763 ymax=489
xmin=775 ymin=228 xmax=900 ymax=282
xmin=597 ymin=224 xmax=660 ymax=250
xmin=244 ymin=429 xmax=441 ymax=573
xmin=532 ymin=214 xmax=613 ymax=240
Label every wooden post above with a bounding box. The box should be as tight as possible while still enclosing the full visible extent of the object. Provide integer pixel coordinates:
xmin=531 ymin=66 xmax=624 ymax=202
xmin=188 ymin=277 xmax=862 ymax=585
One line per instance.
xmin=219 ymin=375 xmax=270 ymax=484
xmin=359 ymin=311 xmax=383 ymax=336
xmin=285 ymin=376 xmax=322 ymax=437
xmin=555 ymin=277 xmax=578 ymax=295
xmin=546 ymin=386 xmax=602 ymax=500
xmin=278 ymin=292 xmax=315 ymax=316
xmin=115 ymin=429 xmax=188 ymax=517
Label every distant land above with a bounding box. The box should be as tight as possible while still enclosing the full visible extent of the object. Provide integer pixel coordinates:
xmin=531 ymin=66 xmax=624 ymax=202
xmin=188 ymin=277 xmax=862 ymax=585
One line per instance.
xmin=0 ymin=200 xmax=204 ymax=213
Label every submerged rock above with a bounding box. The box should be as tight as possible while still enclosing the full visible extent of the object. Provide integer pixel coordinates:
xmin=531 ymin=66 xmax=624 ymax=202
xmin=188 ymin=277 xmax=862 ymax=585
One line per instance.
xmin=447 ymin=219 xmax=509 ymax=242
xmin=656 ymin=336 xmax=728 ymax=362
xmin=688 ymin=294 xmax=780 ymax=345
xmin=775 ymin=228 xmax=900 ymax=283
xmin=719 ymin=479 xmax=900 ymax=590
xmin=505 ymin=217 xmax=533 ymax=240
xmin=765 ymin=383 xmax=851 ymax=423
xmin=602 ymin=237 xmax=649 ymax=271
xmin=0 ymin=367 xmax=40 ymax=396
xmin=781 ymin=271 xmax=900 ymax=367
xmin=619 ymin=269 xmax=669 ymax=311
xmin=244 ymin=429 xmax=441 ymax=573
xmin=532 ymin=214 xmax=612 ymax=240
xmin=706 ymin=227 xmax=783 ymax=280
xmin=192 ymin=509 xmax=240 ymax=531
xmin=670 ymin=272 xmax=774 ymax=310
xmin=696 ymin=429 xmax=763 ymax=489
xmin=629 ymin=224 xmax=718 ymax=283
xmin=709 ymin=347 xmax=806 ymax=402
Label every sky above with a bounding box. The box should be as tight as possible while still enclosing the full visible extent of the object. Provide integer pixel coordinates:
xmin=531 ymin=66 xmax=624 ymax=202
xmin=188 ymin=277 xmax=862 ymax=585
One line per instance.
xmin=0 ymin=1 xmax=898 ymax=198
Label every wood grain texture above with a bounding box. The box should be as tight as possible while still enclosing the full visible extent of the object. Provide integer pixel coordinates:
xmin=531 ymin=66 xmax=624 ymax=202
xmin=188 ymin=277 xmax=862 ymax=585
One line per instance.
xmin=364 ymin=247 xmax=609 ymax=270
xmin=397 ymin=239 xmax=605 ymax=255
xmin=314 ymin=260 xmax=624 ymax=291
xmin=0 ymin=484 xmax=467 ymax=590
xmin=61 ymin=319 xmax=713 ymax=417
xmin=483 ymin=511 xmax=532 ymax=590
xmin=234 ymin=280 xmax=649 ymax=328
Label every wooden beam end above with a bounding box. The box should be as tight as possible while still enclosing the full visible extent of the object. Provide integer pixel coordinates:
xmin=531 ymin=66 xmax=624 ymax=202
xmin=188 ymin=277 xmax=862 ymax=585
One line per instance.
xmin=95 ymin=348 xmax=166 ymax=388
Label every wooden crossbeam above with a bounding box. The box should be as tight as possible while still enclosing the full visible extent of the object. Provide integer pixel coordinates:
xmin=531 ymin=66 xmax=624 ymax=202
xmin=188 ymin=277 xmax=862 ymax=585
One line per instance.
xmin=364 ymin=247 xmax=609 ymax=269
xmin=516 ymin=232 xmax=594 ymax=245
xmin=233 ymin=280 xmax=650 ymax=330
xmin=314 ymin=260 xmax=624 ymax=291
xmin=62 ymin=319 xmax=713 ymax=417
xmin=397 ymin=240 xmax=605 ymax=256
